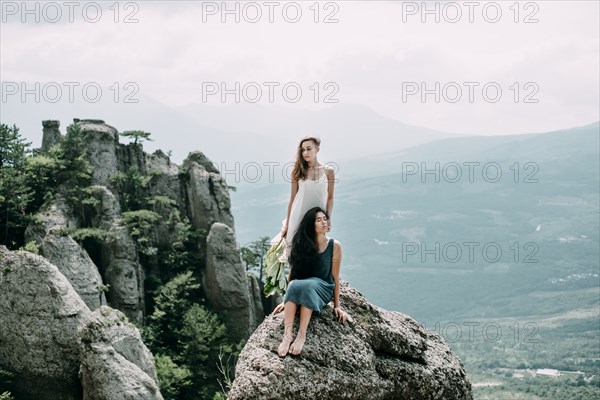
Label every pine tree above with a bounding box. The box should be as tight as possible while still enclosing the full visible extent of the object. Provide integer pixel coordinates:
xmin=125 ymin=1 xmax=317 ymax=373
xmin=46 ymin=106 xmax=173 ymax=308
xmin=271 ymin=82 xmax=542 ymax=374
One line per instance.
xmin=0 ymin=123 xmax=32 ymax=248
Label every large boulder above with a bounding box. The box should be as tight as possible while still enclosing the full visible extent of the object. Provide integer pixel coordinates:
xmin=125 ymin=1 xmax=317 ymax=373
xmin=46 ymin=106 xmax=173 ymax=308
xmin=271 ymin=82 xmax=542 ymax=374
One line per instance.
xmin=78 ymin=306 xmax=163 ymax=400
xmin=228 ymin=282 xmax=473 ymax=400
xmin=204 ymin=223 xmax=263 ymax=341
xmin=39 ymin=233 xmax=106 ymax=310
xmin=0 ymin=246 xmax=163 ymax=399
xmin=0 ymin=245 xmax=90 ymax=399
xmin=25 ymin=195 xmax=105 ymax=310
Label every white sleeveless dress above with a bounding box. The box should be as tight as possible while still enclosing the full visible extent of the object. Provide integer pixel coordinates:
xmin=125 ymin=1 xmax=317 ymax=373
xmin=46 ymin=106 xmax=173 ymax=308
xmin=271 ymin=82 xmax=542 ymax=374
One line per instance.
xmin=271 ymin=170 xmax=328 ymax=249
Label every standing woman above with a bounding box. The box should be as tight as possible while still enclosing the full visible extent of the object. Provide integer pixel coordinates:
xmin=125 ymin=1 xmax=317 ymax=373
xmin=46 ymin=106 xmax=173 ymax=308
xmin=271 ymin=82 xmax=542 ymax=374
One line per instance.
xmin=274 ymin=136 xmax=335 ymax=250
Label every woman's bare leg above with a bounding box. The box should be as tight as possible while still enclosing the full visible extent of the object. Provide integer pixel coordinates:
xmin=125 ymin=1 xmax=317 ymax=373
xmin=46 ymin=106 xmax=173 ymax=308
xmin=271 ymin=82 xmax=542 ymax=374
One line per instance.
xmin=278 ymin=301 xmax=297 ymax=357
xmin=289 ymin=306 xmax=313 ymax=355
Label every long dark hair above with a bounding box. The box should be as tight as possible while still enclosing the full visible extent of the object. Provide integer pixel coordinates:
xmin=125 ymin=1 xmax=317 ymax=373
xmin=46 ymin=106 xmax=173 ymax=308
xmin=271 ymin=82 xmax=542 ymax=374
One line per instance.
xmin=288 ymin=207 xmax=328 ymax=280
xmin=291 ymin=136 xmax=320 ymax=181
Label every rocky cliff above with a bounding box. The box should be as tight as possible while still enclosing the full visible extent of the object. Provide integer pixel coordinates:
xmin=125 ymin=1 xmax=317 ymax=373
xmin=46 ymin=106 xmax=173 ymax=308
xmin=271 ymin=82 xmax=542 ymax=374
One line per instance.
xmin=228 ymin=282 xmax=473 ymax=400
xmin=27 ymin=119 xmax=263 ymax=336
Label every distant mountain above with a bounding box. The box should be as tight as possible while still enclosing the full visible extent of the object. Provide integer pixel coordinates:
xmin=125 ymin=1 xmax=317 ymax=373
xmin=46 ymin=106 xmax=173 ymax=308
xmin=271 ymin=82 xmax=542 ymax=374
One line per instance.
xmin=0 ymin=89 xmax=243 ymax=165
xmin=176 ymin=102 xmax=465 ymax=167
xmin=3 ymin=90 xmax=464 ymax=172
xmin=337 ymin=121 xmax=600 ymax=179
xmin=231 ymin=122 xmax=600 ymax=325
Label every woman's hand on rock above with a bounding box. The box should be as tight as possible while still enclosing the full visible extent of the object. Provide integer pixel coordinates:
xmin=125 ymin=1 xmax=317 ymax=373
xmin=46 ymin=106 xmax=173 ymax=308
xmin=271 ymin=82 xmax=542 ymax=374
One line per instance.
xmin=334 ymin=306 xmax=349 ymax=323
xmin=272 ymin=302 xmax=285 ymax=315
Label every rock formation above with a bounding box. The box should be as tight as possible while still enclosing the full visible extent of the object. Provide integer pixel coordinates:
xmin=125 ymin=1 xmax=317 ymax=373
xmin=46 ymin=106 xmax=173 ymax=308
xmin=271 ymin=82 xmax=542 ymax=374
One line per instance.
xmin=182 ymin=151 xmax=235 ymax=233
xmin=79 ymin=307 xmax=163 ymax=400
xmin=32 ymin=119 xmax=263 ymax=330
xmin=35 ymin=119 xmax=147 ymax=323
xmin=25 ymin=194 xmax=105 ymax=310
xmin=204 ymin=223 xmax=262 ymax=341
xmin=41 ymin=119 xmax=62 ymax=149
xmin=0 ymin=246 xmax=89 ymax=400
xmin=247 ymin=273 xmax=267 ymax=332
xmin=0 ymin=246 xmax=161 ymax=400
xmin=76 ymin=120 xmax=120 ymax=186
xmin=90 ymin=186 xmax=145 ymax=323
xmin=228 ymin=282 xmax=473 ymax=400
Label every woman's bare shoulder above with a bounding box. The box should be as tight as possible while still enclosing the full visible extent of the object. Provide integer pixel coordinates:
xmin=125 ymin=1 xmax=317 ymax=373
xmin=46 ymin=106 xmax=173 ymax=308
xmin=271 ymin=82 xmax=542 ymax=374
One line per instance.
xmin=323 ymin=164 xmax=335 ymax=178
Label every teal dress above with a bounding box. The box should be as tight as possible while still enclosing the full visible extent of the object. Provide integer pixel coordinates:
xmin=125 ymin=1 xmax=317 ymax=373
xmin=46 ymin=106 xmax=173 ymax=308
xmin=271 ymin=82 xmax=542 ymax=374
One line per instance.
xmin=284 ymin=238 xmax=335 ymax=313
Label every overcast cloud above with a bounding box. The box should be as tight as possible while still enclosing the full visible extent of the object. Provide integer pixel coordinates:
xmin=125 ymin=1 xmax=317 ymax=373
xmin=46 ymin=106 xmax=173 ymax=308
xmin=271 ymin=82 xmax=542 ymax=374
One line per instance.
xmin=1 ymin=0 xmax=598 ymax=137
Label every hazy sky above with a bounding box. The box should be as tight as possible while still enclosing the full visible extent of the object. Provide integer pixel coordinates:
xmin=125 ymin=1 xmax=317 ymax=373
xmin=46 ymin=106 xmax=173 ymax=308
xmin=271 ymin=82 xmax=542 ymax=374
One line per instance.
xmin=1 ymin=0 xmax=599 ymax=135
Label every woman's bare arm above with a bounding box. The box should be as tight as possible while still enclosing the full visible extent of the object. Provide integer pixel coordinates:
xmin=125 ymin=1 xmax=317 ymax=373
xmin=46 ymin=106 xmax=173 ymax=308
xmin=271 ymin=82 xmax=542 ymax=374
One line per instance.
xmin=283 ymin=179 xmax=299 ymax=235
xmin=331 ymin=240 xmax=349 ymax=322
xmin=331 ymin=240 xmax=342 ymax=308
xmin=326 ymin=165 xmax=335 ymax=218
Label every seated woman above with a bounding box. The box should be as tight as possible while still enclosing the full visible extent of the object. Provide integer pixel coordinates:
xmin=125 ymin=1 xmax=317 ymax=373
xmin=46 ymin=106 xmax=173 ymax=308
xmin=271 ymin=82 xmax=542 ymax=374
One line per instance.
xmin=272 ymin=207 xmax=349 ymax=357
